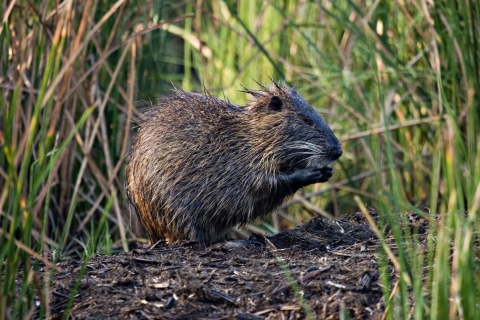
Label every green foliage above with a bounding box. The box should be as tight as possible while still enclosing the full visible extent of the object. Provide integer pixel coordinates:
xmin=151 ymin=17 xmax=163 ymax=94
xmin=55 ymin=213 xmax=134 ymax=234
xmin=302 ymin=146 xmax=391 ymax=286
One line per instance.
xmin=1 ymin=0 xmax=479 ymax=318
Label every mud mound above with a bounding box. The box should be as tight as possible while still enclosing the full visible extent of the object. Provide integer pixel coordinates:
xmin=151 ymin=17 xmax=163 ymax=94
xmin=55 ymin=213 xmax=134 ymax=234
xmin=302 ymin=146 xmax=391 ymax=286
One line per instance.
xmin=38 ymin=213 xmax=400 ymax=319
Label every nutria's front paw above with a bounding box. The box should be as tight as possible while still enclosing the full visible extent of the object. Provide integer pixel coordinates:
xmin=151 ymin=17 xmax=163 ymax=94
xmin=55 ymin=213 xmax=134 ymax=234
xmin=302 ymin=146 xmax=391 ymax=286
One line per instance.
xmin=288 ymin=167 xmax=328 ymax=187
xmin=317 ymin=166 xmax=333 ymax=183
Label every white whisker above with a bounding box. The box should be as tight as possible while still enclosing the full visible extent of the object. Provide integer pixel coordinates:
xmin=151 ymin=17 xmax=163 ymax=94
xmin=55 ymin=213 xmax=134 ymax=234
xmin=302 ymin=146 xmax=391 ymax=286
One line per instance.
xmin=277 ymin=140 xmax=333 ymax=169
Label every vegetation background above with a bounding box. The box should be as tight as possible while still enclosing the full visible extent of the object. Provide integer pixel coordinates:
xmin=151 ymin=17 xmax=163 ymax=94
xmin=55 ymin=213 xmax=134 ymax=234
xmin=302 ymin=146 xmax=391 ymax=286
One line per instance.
xmin=1 ymin=0 xmax=479 ymax=318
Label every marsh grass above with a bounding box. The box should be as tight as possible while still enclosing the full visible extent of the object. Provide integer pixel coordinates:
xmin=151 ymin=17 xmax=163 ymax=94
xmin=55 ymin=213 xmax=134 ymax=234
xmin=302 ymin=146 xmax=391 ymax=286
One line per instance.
xmin=1 ymin=0 xmax=479 ymax=318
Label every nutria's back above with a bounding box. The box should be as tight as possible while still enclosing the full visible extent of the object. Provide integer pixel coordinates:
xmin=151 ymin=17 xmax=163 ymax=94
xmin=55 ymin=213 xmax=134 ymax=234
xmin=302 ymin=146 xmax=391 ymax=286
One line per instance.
xmin=126 ymin=83 xmax=342 ymax=245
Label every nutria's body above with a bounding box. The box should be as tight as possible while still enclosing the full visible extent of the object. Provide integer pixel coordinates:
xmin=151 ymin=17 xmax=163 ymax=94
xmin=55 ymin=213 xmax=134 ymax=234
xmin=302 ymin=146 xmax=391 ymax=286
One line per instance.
xmin=126 ymin=82 xmax=342 ymax=245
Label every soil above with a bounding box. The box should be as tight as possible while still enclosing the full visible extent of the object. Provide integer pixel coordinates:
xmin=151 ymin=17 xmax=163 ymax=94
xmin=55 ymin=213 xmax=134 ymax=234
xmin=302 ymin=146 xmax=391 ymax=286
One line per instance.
xmin=32 ymin=211 xmax=429 ymax=319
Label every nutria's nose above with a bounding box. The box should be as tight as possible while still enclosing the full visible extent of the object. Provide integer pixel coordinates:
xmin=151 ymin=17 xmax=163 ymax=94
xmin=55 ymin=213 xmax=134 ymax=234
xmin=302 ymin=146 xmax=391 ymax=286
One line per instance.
xmin=331 ymin=144 xmax=343 ymax=160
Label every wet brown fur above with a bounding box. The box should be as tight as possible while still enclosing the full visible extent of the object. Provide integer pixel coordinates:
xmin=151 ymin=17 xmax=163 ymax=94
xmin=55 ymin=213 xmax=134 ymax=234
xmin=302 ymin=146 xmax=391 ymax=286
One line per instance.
xmin=126 ymin=82 xmax=341 ymax=245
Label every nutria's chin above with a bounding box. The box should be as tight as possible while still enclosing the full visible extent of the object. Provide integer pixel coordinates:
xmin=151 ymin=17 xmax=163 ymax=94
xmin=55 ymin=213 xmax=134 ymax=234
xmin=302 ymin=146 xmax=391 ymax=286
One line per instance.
xmin=126 ymin=81 xmax=342 ymax=245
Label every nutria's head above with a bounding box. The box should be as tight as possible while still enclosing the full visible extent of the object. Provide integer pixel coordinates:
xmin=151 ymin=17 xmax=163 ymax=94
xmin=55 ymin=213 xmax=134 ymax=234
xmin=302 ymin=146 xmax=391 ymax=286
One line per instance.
xmin=244 ymin=83 xmax=342 ymax=172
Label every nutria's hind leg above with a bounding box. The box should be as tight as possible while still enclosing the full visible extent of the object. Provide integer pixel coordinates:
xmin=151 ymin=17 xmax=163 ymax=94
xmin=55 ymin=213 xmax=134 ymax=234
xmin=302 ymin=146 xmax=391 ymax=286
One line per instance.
xmin=186 ymin=224 xmax=228 ymax=246
xmin=185 ymin=224 xmax=209 ymax=246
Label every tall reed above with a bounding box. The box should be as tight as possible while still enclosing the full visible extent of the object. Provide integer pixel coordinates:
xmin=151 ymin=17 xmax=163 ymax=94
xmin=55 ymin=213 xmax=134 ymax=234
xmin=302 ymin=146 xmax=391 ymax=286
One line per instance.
xmin=1 ymin=0 xmax=479 ymax=318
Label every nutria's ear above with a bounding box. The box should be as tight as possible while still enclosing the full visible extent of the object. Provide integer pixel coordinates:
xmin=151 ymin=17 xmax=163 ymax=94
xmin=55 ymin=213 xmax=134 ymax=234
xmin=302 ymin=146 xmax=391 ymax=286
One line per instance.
xmin=267 ymin=96 xmax=283 ymax=112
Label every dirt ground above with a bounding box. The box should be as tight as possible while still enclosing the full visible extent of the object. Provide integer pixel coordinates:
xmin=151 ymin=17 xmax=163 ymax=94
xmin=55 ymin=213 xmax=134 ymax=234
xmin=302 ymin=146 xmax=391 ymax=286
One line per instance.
xmin=32 ymin=211 xmax=429 ymax=319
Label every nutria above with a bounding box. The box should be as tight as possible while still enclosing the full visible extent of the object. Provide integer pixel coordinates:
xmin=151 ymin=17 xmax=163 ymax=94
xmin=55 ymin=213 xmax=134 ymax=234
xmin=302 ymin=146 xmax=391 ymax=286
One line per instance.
xmin=126 ymin=82 xmax=342 ymax=245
